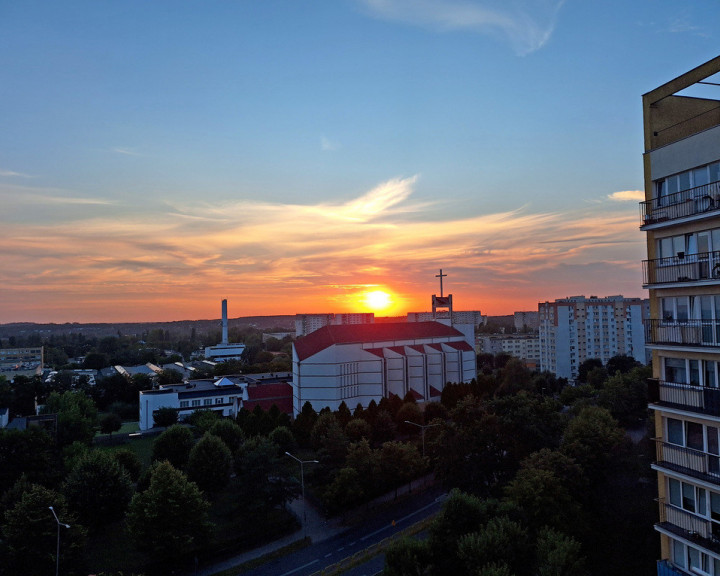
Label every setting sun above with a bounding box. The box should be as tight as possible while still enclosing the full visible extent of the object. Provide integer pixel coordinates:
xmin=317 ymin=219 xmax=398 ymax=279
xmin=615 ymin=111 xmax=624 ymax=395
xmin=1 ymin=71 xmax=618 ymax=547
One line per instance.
xmin=362 ymin=289 xmax=393 ymax=312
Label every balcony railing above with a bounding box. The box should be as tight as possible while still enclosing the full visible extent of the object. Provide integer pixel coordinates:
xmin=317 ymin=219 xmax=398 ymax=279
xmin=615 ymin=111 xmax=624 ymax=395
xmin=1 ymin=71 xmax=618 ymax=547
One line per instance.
xmin=640 ymin=181 xmax=720 ymax=227
xmin=646 ymin=319 xmax=720 ymax=348
xmin=657 ymin=559 xmax=691 ymax=576
xmin=657 ymin=499 xmax=720 ymax=552
xmin=648 ymin=378 xmax=720 ymax=417
xmin=654 ymin=438 xmax=720 ymax=485
xmin=643 ymin=251 xmax=720 ymax=286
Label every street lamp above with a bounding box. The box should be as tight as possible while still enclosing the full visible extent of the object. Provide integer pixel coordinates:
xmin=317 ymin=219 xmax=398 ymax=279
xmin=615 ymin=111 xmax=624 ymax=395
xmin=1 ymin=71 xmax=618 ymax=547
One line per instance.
xmin=49 ymin=506 xmax=70 ymax=576
xmin=285 ymin=452 xmax=319 ymax=539
xmin=404 ymin=420 xmax=440 ymax=459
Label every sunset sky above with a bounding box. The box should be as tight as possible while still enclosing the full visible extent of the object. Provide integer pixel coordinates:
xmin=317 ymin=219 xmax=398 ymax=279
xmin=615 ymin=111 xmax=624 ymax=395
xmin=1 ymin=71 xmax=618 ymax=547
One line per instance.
xmin=2 ymin=1 xmax=719 ymax=323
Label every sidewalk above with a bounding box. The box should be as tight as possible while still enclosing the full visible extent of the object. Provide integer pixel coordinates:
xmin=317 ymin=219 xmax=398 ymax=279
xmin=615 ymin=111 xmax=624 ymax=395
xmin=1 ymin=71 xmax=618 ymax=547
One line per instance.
xmin=194 ymin=473 xmax=436 ymax=576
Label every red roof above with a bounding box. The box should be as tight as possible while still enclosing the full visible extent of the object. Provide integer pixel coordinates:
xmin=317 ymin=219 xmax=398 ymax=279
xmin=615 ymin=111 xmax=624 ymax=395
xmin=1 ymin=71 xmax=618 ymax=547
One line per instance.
xmin=430 ymin=386 xmax=442 ymax=397
xmin=294 ymin=322 xmax=464 ymax=361
xmin=446 ymin=341 xmax=474 ymax=352
xmin=244 ymin=382 xmax=293 ymax=414
xmin=409 ymin=389 xmax=424 ymax=400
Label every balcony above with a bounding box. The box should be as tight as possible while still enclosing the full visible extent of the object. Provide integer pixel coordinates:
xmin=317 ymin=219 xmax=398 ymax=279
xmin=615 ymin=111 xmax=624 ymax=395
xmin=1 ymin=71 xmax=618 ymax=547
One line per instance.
xmin=654 ymin=438 xmax=720 ymax=486
xmin=648 ymin=378 xmax=720 ymax=417
xmin=640 ymin=181 xmax=720 ymax=228
xmin=643 ymin=251 xmax=720 ymax=287
xmin=646 ymin=319 xmax=720 ymax=349
xmin=656 ymin=498 xmax=720 ymax=554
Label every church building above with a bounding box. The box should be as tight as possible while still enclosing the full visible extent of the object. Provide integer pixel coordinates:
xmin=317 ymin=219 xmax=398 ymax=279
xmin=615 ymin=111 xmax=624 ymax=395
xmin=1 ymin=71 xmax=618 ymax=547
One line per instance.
xmin=291 ymin=271 xmax=477 ymax=415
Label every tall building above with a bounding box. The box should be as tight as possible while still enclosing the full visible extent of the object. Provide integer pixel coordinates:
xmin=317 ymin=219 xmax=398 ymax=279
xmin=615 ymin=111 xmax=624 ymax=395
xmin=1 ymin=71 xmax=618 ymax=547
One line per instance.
xmin=642 ymin=56 xmax=720 ymax=575
xmin=538 ymin=295 xmax=646 ymax=381
xmin=295 ymin=312 xmax=375 ymax=337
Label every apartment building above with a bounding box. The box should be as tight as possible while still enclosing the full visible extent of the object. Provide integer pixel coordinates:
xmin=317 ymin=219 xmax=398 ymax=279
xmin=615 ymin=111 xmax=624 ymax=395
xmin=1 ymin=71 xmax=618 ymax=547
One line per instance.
xmin=538 ymin=295 xmax=646 ymax=381
xmin=642 ymin=56 xmax=720 ymax=576
xmin=295 ymin=313 xmax=375 ymax=337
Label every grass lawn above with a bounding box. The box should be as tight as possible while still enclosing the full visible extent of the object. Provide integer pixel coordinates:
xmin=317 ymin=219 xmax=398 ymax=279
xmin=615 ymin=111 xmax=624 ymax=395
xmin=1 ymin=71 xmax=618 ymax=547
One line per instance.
xmin=99 ymin=434 xmax=155 ymax=469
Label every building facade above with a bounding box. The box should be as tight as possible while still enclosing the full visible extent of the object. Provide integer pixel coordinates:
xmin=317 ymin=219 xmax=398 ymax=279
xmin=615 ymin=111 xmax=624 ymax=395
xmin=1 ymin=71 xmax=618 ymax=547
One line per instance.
xmin=642 ymin=56 xmax=720 ymax=576
xmin=292 ymin=321 xmax=476 ymax=415
xmin=295 ymin=313 xmax=375 ymax=337
xmin=538 ymin=295 xmax=646 ymax=381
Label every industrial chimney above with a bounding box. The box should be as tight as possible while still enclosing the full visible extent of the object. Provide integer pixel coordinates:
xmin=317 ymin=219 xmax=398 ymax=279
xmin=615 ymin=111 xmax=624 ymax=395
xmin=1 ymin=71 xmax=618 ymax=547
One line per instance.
xmin=221 ymin=299 xmax=229 ymax=345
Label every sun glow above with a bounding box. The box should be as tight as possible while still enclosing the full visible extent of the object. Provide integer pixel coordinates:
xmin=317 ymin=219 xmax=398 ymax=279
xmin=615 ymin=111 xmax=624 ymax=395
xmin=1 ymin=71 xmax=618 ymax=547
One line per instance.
xmin=362 ymin=289 xmax=393 ymax=312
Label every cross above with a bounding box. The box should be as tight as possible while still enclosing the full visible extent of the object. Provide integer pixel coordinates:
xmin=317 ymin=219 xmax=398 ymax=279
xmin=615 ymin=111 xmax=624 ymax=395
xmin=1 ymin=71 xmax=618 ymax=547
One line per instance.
xmin=436 ymin=269 xmax=447 ymax=297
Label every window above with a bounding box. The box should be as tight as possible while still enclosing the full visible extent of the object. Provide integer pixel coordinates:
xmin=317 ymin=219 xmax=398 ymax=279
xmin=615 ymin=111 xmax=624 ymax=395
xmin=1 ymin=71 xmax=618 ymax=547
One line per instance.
xmin=180 ymin=400 xmax=189 ymax=408
xmin=204 ymin=399 xmax=212 ymax=406
xmin=216 ymin=398 xmax=223 ymax=404
xmin=687 ymin=421 xmax=705 ymax=451
xmin=192 ymin=399 xmax=201 ymax=407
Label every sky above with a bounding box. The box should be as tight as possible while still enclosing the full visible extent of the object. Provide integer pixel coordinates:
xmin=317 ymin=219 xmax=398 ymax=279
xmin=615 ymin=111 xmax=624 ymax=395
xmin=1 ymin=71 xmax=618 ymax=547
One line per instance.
xmin=1 ymin=1 xmax=719 ymax=324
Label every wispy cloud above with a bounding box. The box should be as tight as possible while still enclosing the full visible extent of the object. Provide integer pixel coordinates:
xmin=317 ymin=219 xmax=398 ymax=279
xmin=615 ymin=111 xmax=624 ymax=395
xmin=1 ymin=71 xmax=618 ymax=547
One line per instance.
xmin=357 ymin=0 xmax=566 ymax=55
xmin=608 ymin=190 xmax=644 ymax=202
xmin=321 ymin=135 xmax=340 ymax=151
xmin=112 ymin=147 xmax=142 ymax=156
xmin=0 ymin=177 xmax=645 ymax=322
xmin=0 ymin=169 xmax=32 ymax=178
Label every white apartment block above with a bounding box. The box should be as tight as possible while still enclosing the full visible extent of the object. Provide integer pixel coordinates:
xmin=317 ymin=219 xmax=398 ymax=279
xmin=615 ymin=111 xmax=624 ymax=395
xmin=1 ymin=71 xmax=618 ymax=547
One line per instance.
xmin=513 ymin=311 xmax=539 ymax=332
xmin=477 ymin=334 xmax=541 ymax=362
xmin=295 ymin=313 xmax=375 ymax=337
xmin=538 ymin=295 xmax=646 ymax=381
xmin=407 ymin=310 xmax=485 ymax=326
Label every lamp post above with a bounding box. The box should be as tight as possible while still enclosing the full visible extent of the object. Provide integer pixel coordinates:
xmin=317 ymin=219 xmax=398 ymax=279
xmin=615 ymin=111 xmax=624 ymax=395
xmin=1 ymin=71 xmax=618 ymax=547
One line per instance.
xmin=49 ymin=506 xmax=70 ymax=576
xmin=285 ymin=452 xmax=318 ymax=539
xmin=404 ymin=421 xmax=440 ymax=459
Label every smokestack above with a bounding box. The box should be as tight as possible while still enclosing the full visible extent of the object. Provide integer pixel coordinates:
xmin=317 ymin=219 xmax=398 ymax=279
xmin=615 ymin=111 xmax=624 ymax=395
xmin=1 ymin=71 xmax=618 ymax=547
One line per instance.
xmin=221 ymin=299 xmax=229 ymax=344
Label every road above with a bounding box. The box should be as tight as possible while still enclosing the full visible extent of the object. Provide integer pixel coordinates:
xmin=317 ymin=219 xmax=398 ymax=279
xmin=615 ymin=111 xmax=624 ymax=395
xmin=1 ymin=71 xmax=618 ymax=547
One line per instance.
xmin=236 ymin=487 xmax=445 ymax=576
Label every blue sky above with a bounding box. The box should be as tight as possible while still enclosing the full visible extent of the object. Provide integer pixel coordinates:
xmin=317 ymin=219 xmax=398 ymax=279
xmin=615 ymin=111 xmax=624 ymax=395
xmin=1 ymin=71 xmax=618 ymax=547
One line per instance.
xmin=1 ymin=1 xmax=719 ymax=323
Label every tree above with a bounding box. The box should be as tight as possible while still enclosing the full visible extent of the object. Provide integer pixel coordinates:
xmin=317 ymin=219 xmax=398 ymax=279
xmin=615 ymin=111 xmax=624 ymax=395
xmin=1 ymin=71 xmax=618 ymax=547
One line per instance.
xmin=372 ymin=409 xmax=397 ymax=444
xmin=153 ymin=406 xmax=179 ymax=428
xmin=536 ymin=527 xmax=587 ymax=576
xmin=42 ymin=390 xmax=98 ymax=446
xmin=396 ymin=402 xmax=423 ymax=435
xmin=269 ymin=426 xmax=296 ymax=454
xmin=323 ymin=467 xmax=364 ymax=514
xmin=187 ymin=433 xmax=233 ymax=493
xmin=156 ymin=368 xmax=183 ymax=385
xmin=99 ymin=412 xmax=122 ymax=436
xmin=380 ymin=441 xmax=422 ymax=498
xmin=345 ymin=438 xmax=381 ymax=496
xmin=457 ymin=516 xmax=530 ymax=576
xmin=209 ymin=419 xmax=246 ymax=454
xmin=560 ymin=406 xmax=626 ymax=482
xmin=152 ymin=424 xmax=195 ymax=469
xmin=0 ymin=427 xmax=61 ymax=495
xmin=597 ymin=365 xmax=651 ymax=427
xmin=336 ymin=401 xmax=352 ymax=427
xmin=235 ymin=436 xmax=299 ymax=513
xmin=384 ymin=537 xmax=432 ymax=576
xmin=345 ymin=418 xmax=372 ymax=442
xmin=606 ymin=354 xmax=641 ymax=376
xmin=126 ymin=461 xmax=211 ymax=566
xmin=577 ymin=358 xmax=603 ymax=384
xmin=63 ymin=449 xmax=134 ymax=527
xmin=113 ymin=448 xmax=142 ymax=482
xmin=187 ymin=408 xmax=221 ymax=434
xmin=2 ymin=484 xmax=87 ymax=575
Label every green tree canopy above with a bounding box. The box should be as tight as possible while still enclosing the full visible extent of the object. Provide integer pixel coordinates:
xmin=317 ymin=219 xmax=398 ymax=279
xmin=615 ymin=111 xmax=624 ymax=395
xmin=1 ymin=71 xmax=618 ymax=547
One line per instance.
xmin=187 ymin=433 xmax=233 ymax=494
xmin=153 ymin=406 xmax=179 ymax=428
xmin=43 ymin=390 xmax=98 ymax=446
xmin=152 ymin=424 xmax=195 ymax=469
xmin=63 ymin=449 xmax=134 ymax=527
xmin=126 ymin=461 xmax=212 ymax=565
xmin=2 ymin=484 xmax=87 ymax=575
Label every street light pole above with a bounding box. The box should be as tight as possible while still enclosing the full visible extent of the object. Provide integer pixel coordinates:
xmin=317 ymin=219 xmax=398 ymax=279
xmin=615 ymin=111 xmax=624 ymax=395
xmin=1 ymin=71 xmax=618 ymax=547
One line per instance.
xmin=49 ymin=506 xmax=70 ymax=576
xmin=285 ymin=452 xmax=319 ymax=539
xmin=404 ymin=420 xmax=440 ymax=459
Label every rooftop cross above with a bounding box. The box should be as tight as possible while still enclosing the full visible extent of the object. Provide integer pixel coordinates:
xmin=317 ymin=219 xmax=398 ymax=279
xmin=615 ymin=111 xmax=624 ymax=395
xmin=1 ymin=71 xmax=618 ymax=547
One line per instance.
xmin=436 ymin=269 xmax=447 ymax=297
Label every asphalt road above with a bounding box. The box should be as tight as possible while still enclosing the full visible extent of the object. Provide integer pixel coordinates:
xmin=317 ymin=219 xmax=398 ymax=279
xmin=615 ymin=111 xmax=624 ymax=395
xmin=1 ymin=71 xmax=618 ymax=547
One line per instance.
xmin=237 ymin=487 xmax=446 ymax=576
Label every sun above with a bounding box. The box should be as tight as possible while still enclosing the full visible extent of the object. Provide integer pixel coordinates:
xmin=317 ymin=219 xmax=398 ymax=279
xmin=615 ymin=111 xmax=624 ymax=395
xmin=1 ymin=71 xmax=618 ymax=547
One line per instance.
xmin=362 ymin=289 xmax=393 ymax=312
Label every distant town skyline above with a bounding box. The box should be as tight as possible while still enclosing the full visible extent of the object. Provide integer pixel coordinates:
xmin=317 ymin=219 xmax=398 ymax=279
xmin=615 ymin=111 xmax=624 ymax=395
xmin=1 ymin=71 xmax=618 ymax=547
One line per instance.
xmin=1 ymin=2 xmax=719 ymax=323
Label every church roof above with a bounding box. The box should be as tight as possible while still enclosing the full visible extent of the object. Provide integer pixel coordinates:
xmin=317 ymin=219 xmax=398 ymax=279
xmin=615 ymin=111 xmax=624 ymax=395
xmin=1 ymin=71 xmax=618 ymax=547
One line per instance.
xmin=294 ymin=321 xmax=465 ymax=361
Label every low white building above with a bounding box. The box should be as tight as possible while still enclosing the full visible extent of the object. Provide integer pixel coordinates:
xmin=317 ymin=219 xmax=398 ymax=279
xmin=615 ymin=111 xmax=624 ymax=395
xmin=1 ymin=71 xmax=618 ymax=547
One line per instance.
xmin=138 ymin=377 xmax=247 ymax=431
xmin=292 ymin=321 xmax=476 ymax=415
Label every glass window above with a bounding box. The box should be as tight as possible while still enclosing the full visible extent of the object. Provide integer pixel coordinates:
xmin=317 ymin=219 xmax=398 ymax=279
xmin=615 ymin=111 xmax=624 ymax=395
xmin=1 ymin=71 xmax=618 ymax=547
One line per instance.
xmin=677 ymin=299 xmax=690 ymax=321
xmin=691 ymin=360 xmax=701 ymax=386
xmin=710 ymin=161 xmax=720 ymax=184
xmin=668 ymin=418 xmax=684 ymax=445
xmin=669 ymin=478 xmax=682 ymax=507
xmin=204 ymin=399 xmax=212 ymax=405
xmin=687 ymin=421 xmax=704 ymax=451
xmin=673 ymin=539 xmax=686 ymax=568
xmin=679 ymin=171 xmax=692 ymax=191
xmin=666 ymin=358 xmax=687 ymax=384
xmin=694 ymin=166 xmax=710 ymax=187
xmin=683 ymin=482 xmax=696 ymax=512
xmin=706 ymin=360 xmax=718 ymax=388
xmin=668 ymin=176 xmax=680 ymax=195
xmin=711 ymin=492 xmax=720 ymax=521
